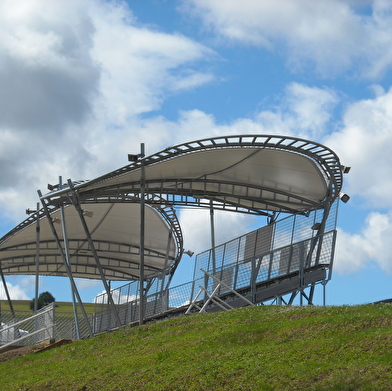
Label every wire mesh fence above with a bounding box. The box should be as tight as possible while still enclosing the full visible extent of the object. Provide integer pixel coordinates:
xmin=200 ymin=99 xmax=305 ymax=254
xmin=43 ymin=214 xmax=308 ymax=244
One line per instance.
xmin=0 ymin=303 xmax=55 ymax=351
xmin=193 ymin=201 xmax=338 ymax=282
xmin=0 ymin=303 xmax=93 ymax=350
xmin=54 ymin=311 xmax=93 ymax=340
xmin=92 ymin=201 xmax=338 ymax=334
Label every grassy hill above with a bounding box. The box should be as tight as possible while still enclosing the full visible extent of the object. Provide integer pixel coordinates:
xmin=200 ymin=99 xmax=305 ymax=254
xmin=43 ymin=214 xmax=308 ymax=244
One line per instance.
xmin=0 ymin=299 xmax=96 ymax=314
xmin=1 ymin=304 xmax=391 ymax=390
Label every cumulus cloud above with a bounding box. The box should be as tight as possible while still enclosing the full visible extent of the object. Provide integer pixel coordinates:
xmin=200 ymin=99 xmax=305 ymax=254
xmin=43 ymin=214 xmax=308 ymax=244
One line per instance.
xmin=73 ymin=79 xmax=338 ymax=186
xmin=179 ymin=208 xmax=256 ymax=255
xmin=322 ymin=86 xmax=392 ymax=275
xmin=75 ymin=278 xmax=102 ymax=291
xmin=325 ymin=86 xmax=392 ymax=209
xmin=94 ymin=288 xmax=137 ymax=305
xmin=0 ymin=281 xmax=30 ymax=300
xmin=90 ymin=1 xmax=215 ymax=123
xmin=335 ymin=211 xmax=392 ymax=274
xmin=139 ymin=82 xmax=338 ymax=149
xmin=183 ymin=0 xmax=392 ymax=78
xmin=0 ymin=0 xmax=99 ymax=133
xmin=257 ymin=83 xmax=339 ymax=139
xmin=0 ymin=0 xmax=216 ymax=222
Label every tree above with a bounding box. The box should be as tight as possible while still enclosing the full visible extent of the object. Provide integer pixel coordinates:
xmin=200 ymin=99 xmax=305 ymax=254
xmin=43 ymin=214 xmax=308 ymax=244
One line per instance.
xmin=30 ymin=291 xmax=56 ymax=311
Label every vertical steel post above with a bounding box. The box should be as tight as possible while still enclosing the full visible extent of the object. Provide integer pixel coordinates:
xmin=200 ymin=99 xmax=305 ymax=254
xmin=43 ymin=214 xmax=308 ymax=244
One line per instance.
xmin=50 ymin=302 xmax=56 ymax=343
xmin=33 ymin=203 xmax=41 ymax=343
xmin=34 ymin=202 xmax=40 ymax=313
xmin=67 ymin=179 xmax=122 ymax=330
xmin=58 ymin=177 xmax=81 ymax=340
xmin=159 ymin=231 xmax=173 ymax=298
xmin=250 ymin=229 xmax=259 ymax=302
xmin=209 ymin=200 xmax=216 ymax=274
xmin=139 ymin=143 xmax=145 ymax=326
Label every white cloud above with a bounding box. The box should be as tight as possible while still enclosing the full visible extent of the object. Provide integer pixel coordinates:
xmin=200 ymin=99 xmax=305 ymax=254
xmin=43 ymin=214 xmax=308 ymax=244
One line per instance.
xmin=179 ymin=208 xmax=256 ymax=255
xmin=257 ymin=83 xmax=339 ymax=139
xmin=91 ymin=1 xmax=216 ymax=123
xmin=0 ymin=281 xmax=30 ymax=300
xmin=0 ymin=0 xmax=99 ymax=132
xmin=75 ymin=278 xmax=102 ymax=291
xmin=335 ymin=210 xmax=392 ymax=274
xmin=183 ymin=0 xmax=392 ymax=78
xmin=321 ymin=86 xmax=392 ymax=275
xmin=140 ymin=82 xmax=338 ymax=149
xmin=94 ymin=289 xmax=137 ymax=305
xmin=0 ymin=0 xmax=216 ymax=223
xmin=325 ymin=86 xmax=392 ymax=209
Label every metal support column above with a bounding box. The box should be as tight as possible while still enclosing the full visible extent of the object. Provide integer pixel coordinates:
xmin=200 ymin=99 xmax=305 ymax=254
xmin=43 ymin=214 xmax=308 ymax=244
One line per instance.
xmin=0 ymin=264 xmax=15 ymax=317
xmin=34 ymin=203 xmax=40 ymax=313
xmin=67 ymin=179 xmax=122 ymax=330
xmin=159 ymin=231 xmax=173 ymax=296
xmin=139 ymin=143 xmax=146 ymax=326
xmin=210 ymin=200 xmax=216 ymax=274
xmin=25 ymin=204 xmax=41 ymax=314
xmin=58 ymin=178 xmax=81 ymax=339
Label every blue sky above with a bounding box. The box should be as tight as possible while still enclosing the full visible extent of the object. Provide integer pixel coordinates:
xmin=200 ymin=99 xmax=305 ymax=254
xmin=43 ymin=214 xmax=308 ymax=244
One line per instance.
xmin=1 ymin=0 xmax=392 ymax=306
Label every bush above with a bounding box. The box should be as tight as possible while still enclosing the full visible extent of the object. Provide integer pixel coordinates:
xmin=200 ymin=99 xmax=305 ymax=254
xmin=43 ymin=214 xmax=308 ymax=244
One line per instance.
xmin=30 ymin=291 xmax=55 ymax=311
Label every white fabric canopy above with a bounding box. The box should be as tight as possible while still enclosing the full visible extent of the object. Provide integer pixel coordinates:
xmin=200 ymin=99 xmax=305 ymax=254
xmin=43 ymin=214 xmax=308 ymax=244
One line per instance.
xmin=0 ymin=203 xmax=177 ymax=280
xmin=68 ymin=135 xmax=342 ymax=214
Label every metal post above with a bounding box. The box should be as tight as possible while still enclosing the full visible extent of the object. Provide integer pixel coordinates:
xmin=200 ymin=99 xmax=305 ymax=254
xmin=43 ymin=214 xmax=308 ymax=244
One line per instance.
xmin=0 ymin=265 xmax=15 ymax=317
xmin=159 ymin=231 xmax=173 ymax=299
xmin=299 ymin=250 xmax=304 ymax=306
xmin=58 ymin=177 xmax=81 ymax=340
xmin=210 ymin=200 xmax=216 ymax=274
xmin=250 ymin=229 xmax=260 ymax=303
xmin=34 ymin=202 xmax=40 ymax=313
xmin=50 ymin=302 xmax=55 ymax=343
xmin=67 ymin=179 xmax=122 ymax=330
xmin=139 ymin=143 xmax=145 ymax=326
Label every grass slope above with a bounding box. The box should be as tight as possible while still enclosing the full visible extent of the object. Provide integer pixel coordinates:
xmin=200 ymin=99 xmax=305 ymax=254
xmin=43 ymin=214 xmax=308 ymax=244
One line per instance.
xmin=1 ymin=304 xmax=391 ymax=391
xmin=0 ymin=300 xmax=95 ymax=314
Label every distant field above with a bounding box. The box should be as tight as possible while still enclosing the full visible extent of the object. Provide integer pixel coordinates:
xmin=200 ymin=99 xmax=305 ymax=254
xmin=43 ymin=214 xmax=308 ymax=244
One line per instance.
xmin=0 ymin=300 xmax=96 ymax=314
xmin=1 ymin=304 xmax=391 ymax=390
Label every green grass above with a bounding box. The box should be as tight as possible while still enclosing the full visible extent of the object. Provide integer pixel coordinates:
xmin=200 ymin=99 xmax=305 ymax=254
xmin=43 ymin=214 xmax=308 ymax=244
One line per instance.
xmin=0 ymin=300 xmax=96 ymax=314
xmin=1 ymin=304 xmax=392 ymax=390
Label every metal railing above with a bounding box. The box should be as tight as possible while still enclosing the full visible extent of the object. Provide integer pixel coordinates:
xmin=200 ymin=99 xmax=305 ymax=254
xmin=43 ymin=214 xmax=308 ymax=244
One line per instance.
xmin=0 ymin=304 xmax=93 ymax=351
xmin=92 ymin=227 xmax=336 ymax=334
xmin=93 ymin=201 xmax=338 ymax=333
xmin=0 ymin=303 xmax=55 ymax=351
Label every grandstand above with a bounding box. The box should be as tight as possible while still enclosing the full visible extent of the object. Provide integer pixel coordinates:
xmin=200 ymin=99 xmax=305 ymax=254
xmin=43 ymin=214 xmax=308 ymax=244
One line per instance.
xmin=0 ymin=135 xmax=350 ymax=345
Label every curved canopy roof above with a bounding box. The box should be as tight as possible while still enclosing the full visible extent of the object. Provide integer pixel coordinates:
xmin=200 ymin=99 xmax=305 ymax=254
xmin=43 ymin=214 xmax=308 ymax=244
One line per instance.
xmin=0 ymin=202 xmax=181 ymax=281
xmin=0 ymin=134 xmax=345 ymax=282
xmin=51 ymin=134 xmax=343 ymax=215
